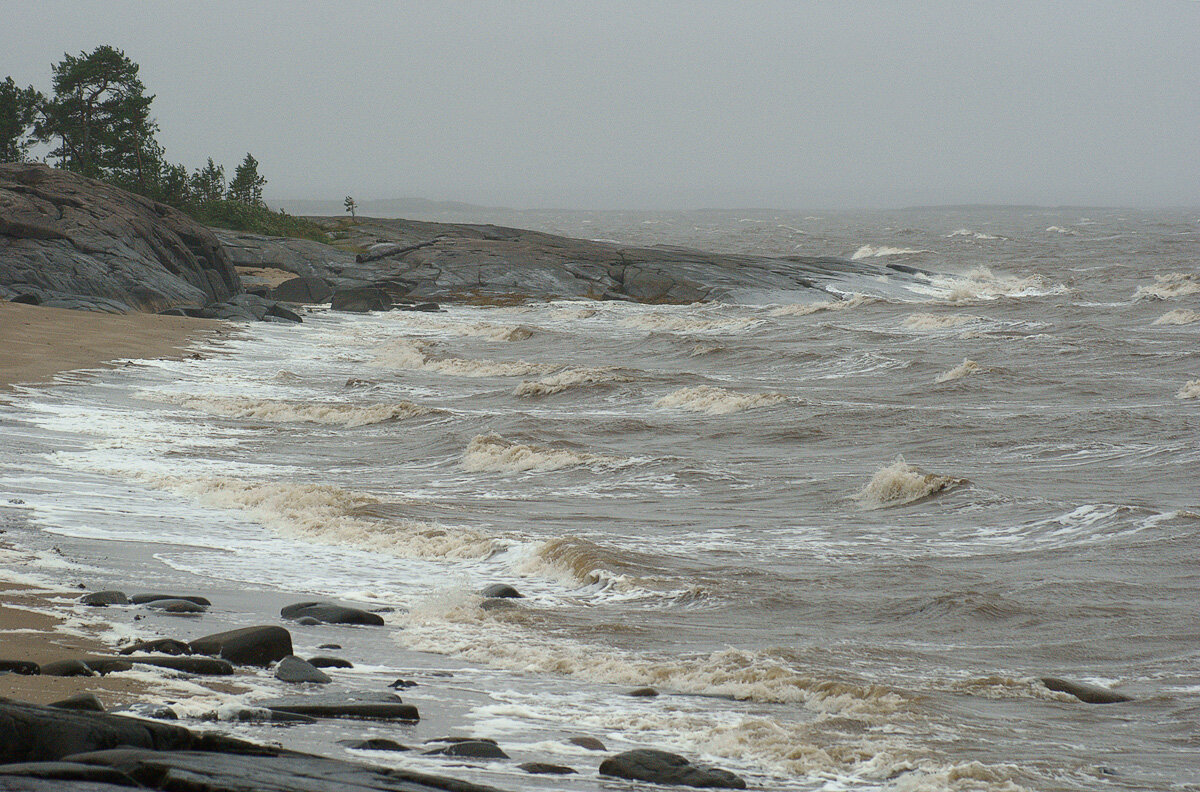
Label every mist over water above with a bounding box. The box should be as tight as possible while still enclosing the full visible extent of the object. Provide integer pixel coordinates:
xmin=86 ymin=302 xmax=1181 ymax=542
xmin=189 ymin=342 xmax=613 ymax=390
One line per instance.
xmin=3 ymin=207 xmax=1199 ymax=790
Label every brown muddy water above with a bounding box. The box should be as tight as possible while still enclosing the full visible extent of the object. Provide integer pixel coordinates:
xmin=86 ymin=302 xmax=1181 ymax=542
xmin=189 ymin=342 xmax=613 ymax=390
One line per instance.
xmin=2 ymin=207 xmax=1198 ymax=790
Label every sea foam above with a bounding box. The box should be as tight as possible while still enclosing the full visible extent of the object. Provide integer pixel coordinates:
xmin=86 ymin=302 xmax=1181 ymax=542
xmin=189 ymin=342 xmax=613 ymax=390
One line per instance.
xmin=154 ymin=394 xmax=438 ymax=427
xmin=514 ymin=367 xmax=633 ymax=397
xmin=373 ymin=339 xmax=552 ymax=377
xmin=1176 ymin=380 xmax=1200 ymax=400
xmin=654 ymin=385 xmax=789 ymax=415
xmin=851 ymin=245 xmax=930 ymax=259
xmin=935 ymin=358 xmax=983 ymax=383
xmin=461 ymin=433 xmax=626 ymax=473
xmin=1134 ymin=273 xmax=1200 ymax=301
xmin=1153 ymin=309 xmax=1200 ymax=325
xmin=769 ymin=294 xmax=877 ymax=316
xmin=904 ymin=313 xmax=984 ymax=330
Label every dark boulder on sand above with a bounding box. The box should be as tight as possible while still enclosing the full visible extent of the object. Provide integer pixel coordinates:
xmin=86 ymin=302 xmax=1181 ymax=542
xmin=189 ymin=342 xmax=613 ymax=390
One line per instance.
xmin=189 ymin=625 xmax=292 ymax=667
xmin=47 ymin=694 xmax=105 ymax=713
xmin=599 ymin=748 xmax=747 ymax=789
xmin=0 ymin=660 xmax=40 ymax=675
xmin=1041 ymin=677 xmax=1132 ymax=704
xmin=280 ymin=601 xmax=385 ymax=626
xmin=38 ymin=660 xmax=94 ymax=678
xmin=119 ymin=638 xmax=191 ymax=656
xmin=129 ymin=594 xmax=212 ymax=607
xmin=306 ymin=656 xmax=353 ymax=669
xmin=141 ymin=598 xmax=208 ymax=614
xmin=78 ymin=590 xmax=127 ymax=607
xmin=0 ymin=163 xmax=239 ymax=312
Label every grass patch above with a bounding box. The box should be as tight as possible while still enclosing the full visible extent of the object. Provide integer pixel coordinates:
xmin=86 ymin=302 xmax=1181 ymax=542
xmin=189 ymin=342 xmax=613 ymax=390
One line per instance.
xmin=183 ymin=200 xmax=330 ymax=243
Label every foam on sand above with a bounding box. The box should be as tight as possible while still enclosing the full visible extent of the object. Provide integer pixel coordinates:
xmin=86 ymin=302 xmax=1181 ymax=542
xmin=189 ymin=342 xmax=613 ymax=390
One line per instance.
xmin=1134 ymin=273 xmax=1200 ymax=301
xmin=461 ymin=433 xmax=627 ymax=473
xmin=514 ymin=367 xmax=633 ymax=397
xmin=935 ymin=358 xmax=983 ymax=383
xmin=1153 ymin=309 xmax=1200 ymax=325
xmin=856 ymin=456 xmax=965 ymax=508
xmin=153 ymin=394 xmax=439 ymax=427
xmin=904 ymin=313 xmax=984 ymax=330
xmin=1176 ymin=380 xmax=1200 ymax=400
xmin=654 ymin=385 xmax=789 ymax=415
xmin=134 ymin=473 xmax=497 ymax=559
xmin=372 ymin=339 xmax=552 ymax=377
xmin=851 ymin=245 xmax=930 ymax=259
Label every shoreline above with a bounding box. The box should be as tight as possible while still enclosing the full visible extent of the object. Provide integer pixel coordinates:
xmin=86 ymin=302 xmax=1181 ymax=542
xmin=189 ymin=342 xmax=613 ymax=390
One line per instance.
xmin=0 ymin=301 xmax=226 ymax=393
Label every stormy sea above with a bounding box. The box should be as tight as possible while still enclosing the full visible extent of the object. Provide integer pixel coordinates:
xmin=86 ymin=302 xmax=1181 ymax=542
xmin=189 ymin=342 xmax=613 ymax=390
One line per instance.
xmin=3 ymin=207 xmax=1198 ymax=791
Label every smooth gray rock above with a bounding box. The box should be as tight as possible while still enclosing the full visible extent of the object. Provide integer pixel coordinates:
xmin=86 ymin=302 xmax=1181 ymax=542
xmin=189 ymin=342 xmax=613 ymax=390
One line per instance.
xmin=0 ymin=699 xmax=195 ymax=763
xmin=519 ymin=762 xmax=576 ymax=775
xmin=1041 ymin=677 xmax=1132 ymax=704
xmin=189 ymin=626 xmax=293 ymax=667
xmin=78 ymin=591 xmax=127 ymax=607
xmin=306 ymin=656 xmax=352 ymax=669
xmin=424 ymin=741 xmax=508 ymax=760
xmin=270 ymin=276 xmax=333 ymax=304
xmin=479 ymin=584 xmax=522 ymax=599
xmin=628 ymin=686 xmax=659 ymax=697
xmin=142 ymin=598 xmax=207 ymax=614
xmin=118 ymin=638 xmax=191 ymax=656
xmin=47 ymin=694 xmax=104 ymax=713
xmin=0 ymin=163 xmax=239 ymax=312
xmin=0 ymin=759 xmax=135 ymax=785
xmin=599 ymin=748 xmax=747 ymax=789
xmin=338 ymin=738 xmax=410 ymax=752
xmin=121 ymin=655 xmax=233 ymax=676
xmin=567 ymin=736 xmax=605 ymax=751
xmin=259 ymin=692 xmax=418 ymax=722
xmin=280 ymin=601 xmax=385 ymax=626
xmin=38 ymin=660 xmax=94 ymax=678
xmin=274 ymin=656 xmax=331 ymax=684
xmin=0 ymin=659 xmax=39 ymax=675
xmin=128 ymin=594 xmax=211 ymax=607
xmin=331 ymin=286 xmax=391 ymax=312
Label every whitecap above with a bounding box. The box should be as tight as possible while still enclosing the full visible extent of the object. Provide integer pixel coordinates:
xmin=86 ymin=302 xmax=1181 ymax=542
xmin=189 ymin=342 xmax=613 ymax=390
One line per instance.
xmin=514 ymin=367 xmax=633 ymax=397
xmin=654 ymin=386 xmax=788 ymax=415
xmin=1176 ymin=380 xmax=1200 ymax=400
xmin=856 ymin=456 xmax=965 ymax=508
xmin=461 ymin=433 xmax=627 ymax=473
xmin=1134 ymin=273 xmax=1200 ymax=301
xmin=935 ymin=358 xmax=983 ymax=383
xmin=851 ymin=245 xmax=930 ymax=260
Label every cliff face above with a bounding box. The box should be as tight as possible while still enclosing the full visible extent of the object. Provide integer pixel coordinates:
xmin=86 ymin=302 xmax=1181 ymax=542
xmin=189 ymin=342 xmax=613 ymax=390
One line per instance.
xmin=0 ymin=163 xmax=240 ymax=312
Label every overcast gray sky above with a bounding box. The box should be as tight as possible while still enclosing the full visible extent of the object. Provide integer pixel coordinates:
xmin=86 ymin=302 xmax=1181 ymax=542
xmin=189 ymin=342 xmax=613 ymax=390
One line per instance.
xmin=3 ymin=1 xmax=1197 ymax=209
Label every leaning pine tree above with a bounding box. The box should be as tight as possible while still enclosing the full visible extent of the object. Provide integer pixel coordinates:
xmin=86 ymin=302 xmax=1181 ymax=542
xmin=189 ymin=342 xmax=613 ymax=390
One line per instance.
xmin=227 ymin=152 xmax=266 ymax=206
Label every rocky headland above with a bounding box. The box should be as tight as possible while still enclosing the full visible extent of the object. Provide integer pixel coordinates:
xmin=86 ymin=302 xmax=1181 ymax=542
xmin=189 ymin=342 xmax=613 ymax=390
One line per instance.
xmin=2 ymin=163 xmax=938 ymax=323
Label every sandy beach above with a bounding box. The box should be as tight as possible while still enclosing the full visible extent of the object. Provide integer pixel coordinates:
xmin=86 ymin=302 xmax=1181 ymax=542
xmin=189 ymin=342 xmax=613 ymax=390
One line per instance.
xmin=0 ymin=301 xmax=225 ymax=392
xmin=1 ymin=302 xmax=226 ymax=705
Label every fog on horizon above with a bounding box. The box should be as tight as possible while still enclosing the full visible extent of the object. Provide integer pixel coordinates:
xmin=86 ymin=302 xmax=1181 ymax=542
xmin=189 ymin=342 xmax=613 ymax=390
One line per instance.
xmin=3 ymin=1 xmax=1198 ymax=210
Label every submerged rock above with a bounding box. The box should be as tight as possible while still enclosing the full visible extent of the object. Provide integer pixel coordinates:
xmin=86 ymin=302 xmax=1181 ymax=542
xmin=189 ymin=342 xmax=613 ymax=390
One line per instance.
xmin=1041 ymin=677 xmax=1132 ymax=704
xmin=259 ymin=692 xmax=418 ymax=721
xmin=339 ymin=738 xmax=410 ymax=752
xmin=479 ymin=584 xmax=523 ymax=599
xmin=567 ymin=736 xmax=606 ymax=751
xmin=599 ymin=748 xmax=747 ymax=789
xmin=306 ymin=656 xmax=352 ymax=669
xmin=520 ymin=762 xmax=577 ymax=775
xmin=128 ymin=594 xmax=212 ymax=607
xmin=78 ymin=590 xmax=127 ymax=607
xmin=424 ymin=740 xmax=509 ymax=760
xmin=280 ymin=601 xmax=385 ymax=626
xmin=142 ymin=598 xmax=208 ymax=614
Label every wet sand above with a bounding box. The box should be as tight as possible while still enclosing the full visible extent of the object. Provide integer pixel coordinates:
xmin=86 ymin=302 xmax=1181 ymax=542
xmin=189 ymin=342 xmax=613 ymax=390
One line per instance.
xmin=0 ymin=301 xmax=225 ymax=392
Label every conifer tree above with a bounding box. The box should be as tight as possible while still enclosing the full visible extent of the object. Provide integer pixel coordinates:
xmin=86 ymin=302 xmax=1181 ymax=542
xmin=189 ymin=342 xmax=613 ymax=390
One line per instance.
xmin=190 ymin=158 xmax=226 ymax=204
xmin=0 ymin=77 xmax=44 ymax=162
xmin=227 ymin=153 xmax=266 ymax=205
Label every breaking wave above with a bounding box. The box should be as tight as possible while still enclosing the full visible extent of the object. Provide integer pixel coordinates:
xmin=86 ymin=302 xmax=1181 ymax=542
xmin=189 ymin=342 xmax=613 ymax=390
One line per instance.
xmin=904 ymin=313 xmax=984 ymax=330
xmin=1153 ymin=309 xmax=1200 ymax=325
xmin=1044 ymin=226 xmax=1076 ymax=235
xmin=514 ymin=367 xmax=633 ymax=397
xmin=133 ymin=474 xmax=497 ymax=559
xmin=851 ymin=245 xmax=930 ymax=259
xmin=769 ymin=294 xmax=878 ymax=316
xmin=654 ymin=386 xmax=789 ymax=415
xmin=152 ymin=394 xmax=439 ymax=427
xmin=945 ymin=229 xmax=1003 ymax=240
xmin=934 ymin=267 xmax=1066 ymax=302
xmin=620 ymin=312 xmax=759 ymax=334
xmin=372 ymin=339 xmax=552 ymax=377
xmin=461 ymin=433 xmax=627 ymax=473
xmin=516 ymin=536 xmax=639 ymax=591
xmin=1134 ymin=273 xmax=1200 ymax=301
xmin=1176 ymin=380 xmax=1200 ymax=400
xmin=856 ymin=456 xmax=966 ymax=508
xmin=935 ymin=358 xmax=983 ymax=383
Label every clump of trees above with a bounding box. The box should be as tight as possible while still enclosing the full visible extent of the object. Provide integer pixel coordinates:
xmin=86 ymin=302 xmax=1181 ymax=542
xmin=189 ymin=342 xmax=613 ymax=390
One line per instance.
xmin=1 ymin=45 xmax=325 ymax=242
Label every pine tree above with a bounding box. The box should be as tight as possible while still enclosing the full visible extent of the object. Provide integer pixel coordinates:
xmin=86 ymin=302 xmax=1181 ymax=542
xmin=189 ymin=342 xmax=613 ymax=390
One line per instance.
xmin=34 ymin=46 xmax=158 ymax=187
xmin=190 ymin=158 xmax=226 ymax=204
xmin=344 ymin=195 xmax=357 ymax=219
xmin=227 ymin=153 xmax=266 ymax=205
xmin=0 ymin=77 xmax=44 ymax=162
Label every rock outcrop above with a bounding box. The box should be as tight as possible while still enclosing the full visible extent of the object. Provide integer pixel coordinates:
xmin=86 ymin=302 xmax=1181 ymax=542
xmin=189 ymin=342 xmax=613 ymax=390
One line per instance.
xmin=0 ymin=163 xmax=240 ymax=312
xmin=218 ymin=216 xmax=940 ymax=306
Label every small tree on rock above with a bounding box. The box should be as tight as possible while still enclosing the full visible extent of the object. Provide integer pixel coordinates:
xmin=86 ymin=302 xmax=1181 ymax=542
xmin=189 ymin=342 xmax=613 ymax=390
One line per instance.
xmin=227 ymin=152 xmax=266 ymax=205
xmin=0 ymin=77 xmax=44 ymax=162
xmin=344 ymin=195 xmax=357 ymax=219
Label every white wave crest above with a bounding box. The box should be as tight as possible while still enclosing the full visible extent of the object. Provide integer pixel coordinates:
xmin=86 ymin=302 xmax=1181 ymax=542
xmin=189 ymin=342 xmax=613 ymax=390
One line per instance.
xmin=655 ymin=386 xmax=788 ymax=415
xmin=514 ymin=367 xmax=633 ymax=397
xmin=461 ymin=433 xmax=626 ymax=473
xmin=619 ymin=312 xmax=758 ymax=334
xmin=1045 ymin=226 xmax=1076 ymax=235
xmin=903 ymin=313 xmax=983 ymax=330
xmin=851 ymin=245 xmax=930 ymax=260
xmin=154 ymin=394 xmax=438 ymax=427
xmin=945 ymin=229 xmax=1003 ymax=240
xmin=373 ymin=339 xmax=552 ymax=377
xmin=769 ymin=294 xmax=878 ymax=316
xmin=936 ymin=267 xmax=1066 ymax=302
xmin=1176 ymin=380 xmax=1200 ymax=400
xmin=935 ymin=358 xmax=983 ymax=383
xmin=856 ymin=456 xmax=965 ymax=508
xmin=1134 ymin=273 xmax=1200 ymax=301
xmin=1153 ymin=309 xmax=1200 ymax=325
xmin=133 ymin=474 xmax=496 ymax=559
